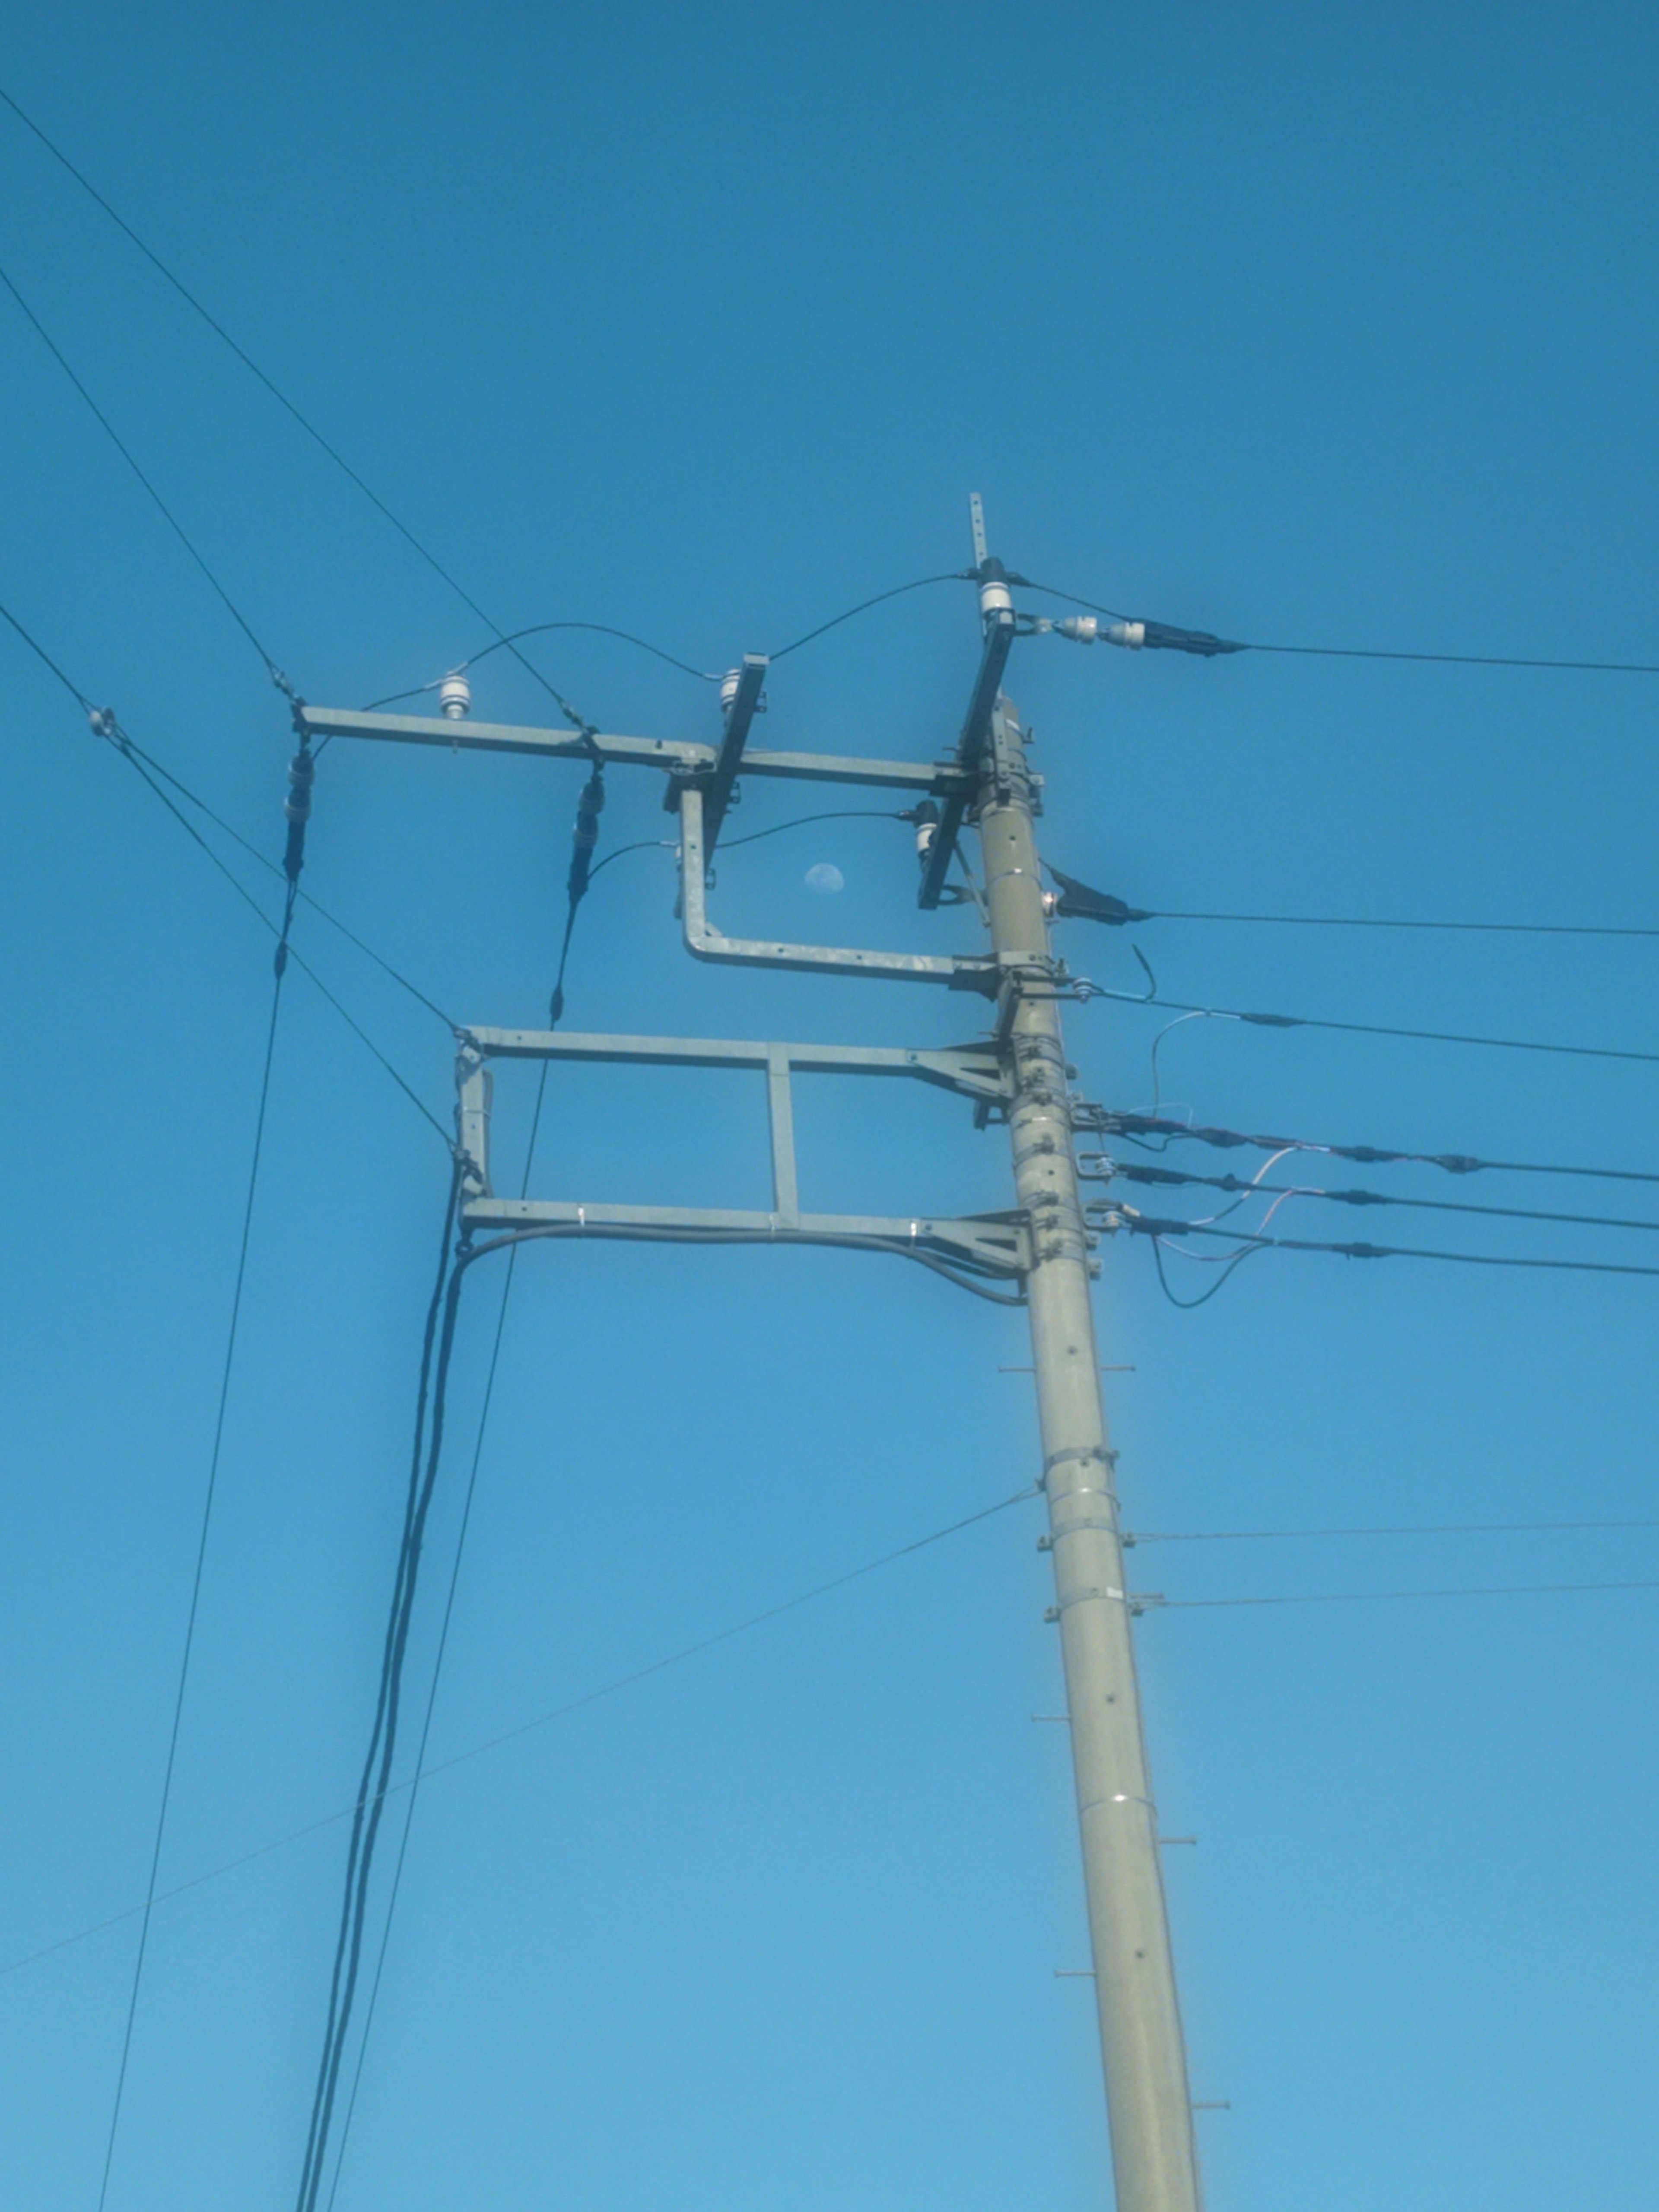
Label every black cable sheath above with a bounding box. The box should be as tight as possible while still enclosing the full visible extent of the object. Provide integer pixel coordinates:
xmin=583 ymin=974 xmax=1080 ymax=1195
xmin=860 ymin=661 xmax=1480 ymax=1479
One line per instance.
xmin=1015 ymin=578 xmax=1659 ymax=676
xmin=295 ymin=1162 xmax=461 ymax=2212
xmin=1128 ymin=1214 xmax=1659 ymax=1277
xmin=1110 ymin=1164 xmax=1659 ymax=1235
xmin=770 ymin=573 xmax=973 ymax=659
xmin=1089 ymin=1110 xmax=1659 ymax=1190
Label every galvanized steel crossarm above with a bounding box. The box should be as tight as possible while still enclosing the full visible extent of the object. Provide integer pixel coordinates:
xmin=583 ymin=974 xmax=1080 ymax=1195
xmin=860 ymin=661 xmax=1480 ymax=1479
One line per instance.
xmin=456 ymin=1026 xmax=1011 ymax=1105
xmin=296 ymin=706 xmax=971 ymax=797
xmin=458 ymin=1196 xmax=1029 ymax=1278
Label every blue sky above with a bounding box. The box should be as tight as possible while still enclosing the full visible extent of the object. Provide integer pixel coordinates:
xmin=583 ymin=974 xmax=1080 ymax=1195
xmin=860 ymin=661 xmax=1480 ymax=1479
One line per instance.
xmin=3 ymin=5 xmax=1658 ymax=2207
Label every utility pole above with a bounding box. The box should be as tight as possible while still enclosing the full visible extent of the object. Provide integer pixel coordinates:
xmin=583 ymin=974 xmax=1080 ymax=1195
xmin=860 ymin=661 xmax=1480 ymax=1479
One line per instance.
xmin=299 ymin=500 xmax=1202 ymax=2210
xmin=969 ymin=550 xmax=1202 ymax=2211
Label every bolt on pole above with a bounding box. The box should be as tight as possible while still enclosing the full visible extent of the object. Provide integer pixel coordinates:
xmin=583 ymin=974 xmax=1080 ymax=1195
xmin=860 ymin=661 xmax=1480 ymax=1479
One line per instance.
xmin=972 ymin=664 xmax=1201 ymax=2204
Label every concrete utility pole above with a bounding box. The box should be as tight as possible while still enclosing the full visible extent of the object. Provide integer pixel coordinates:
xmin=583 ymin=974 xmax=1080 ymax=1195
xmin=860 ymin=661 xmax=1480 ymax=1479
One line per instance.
xmin=298 ymin=498 xmax=1201 ymax=2210
xmin=970 ymin=594 xmax=1201 ymax=2211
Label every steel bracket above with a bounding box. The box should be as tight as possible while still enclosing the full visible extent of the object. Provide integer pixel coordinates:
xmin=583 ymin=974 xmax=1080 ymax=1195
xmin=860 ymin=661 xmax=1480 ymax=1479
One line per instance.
xmin=453 ymin=1025 xmax=1027 ymax=1285
xmin=677 ymin=784 xmax=998 ymax=993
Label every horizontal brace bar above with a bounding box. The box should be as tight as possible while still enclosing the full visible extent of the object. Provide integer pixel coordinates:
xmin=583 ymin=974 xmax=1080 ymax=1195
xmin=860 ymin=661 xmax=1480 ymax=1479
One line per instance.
xmin=297 ymin=708 xmax=968 ymax=795
xmin=462 ymin=1197 xmax=1029 ymax=1275
xmin=459 ymin=1028 xmax=1011 ymax=1102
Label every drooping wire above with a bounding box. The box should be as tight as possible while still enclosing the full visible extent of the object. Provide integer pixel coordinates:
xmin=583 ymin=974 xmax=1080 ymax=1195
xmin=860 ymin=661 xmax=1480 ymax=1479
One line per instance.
xmin=109 ymin=734 xmax=449 ymax=1141
xmin=1149 ymin=1236 xmax=1264 ymax=1309
xmin=2 ymin=593 xmax=452 ymax=1139
xmin=722 ymin=808 xmax=910 ymax=850
xmin=1014 ymin=578 xmax=1659 ymax=676
xmin=1080 ymin=1108 xmax=1659 ymax=1190
xmin=106 ymin=724 xmax=456 ymax=1028
xmin=1122 ymin=1212 xmax=1659 ymax=1278
xmin=1128 ymin=1516 xmax=1659 ymax=1545
xmin=583 ymin=810 xmax=911 ymax=888
xmin=2 ymin=1481 xmax=1037 ymax=1987
xmin=323 ymin=983 xmax=565 ymax=2206
xmin=1144 ymin=1579 xmax=1659 ymax=1612
xmin=1105 ymin=1162 xmax=1659 ymax=1236
xmin=295 ymin=1160 xmax=464 ymax=2212
xmin=1072 ymin=980 xmax=1659 ymax=1070
xmin=0 ymin=258 xmax=290 ymax=692
xmin=0 ymin=86 xmax=596 ymax=736
xmin=1144 ymin=906 xmax=1659 ymax=941
xmin=94 ymin=904 xmax=289 ymax=2210
xmin=361 ymin=621 xmax=719 ymax=711
xmin=769 ymin=572 xmax=975 ymax=660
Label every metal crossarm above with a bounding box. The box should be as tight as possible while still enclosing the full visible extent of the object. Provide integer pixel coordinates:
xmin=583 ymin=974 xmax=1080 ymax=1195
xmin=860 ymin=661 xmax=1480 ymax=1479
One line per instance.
xmin=454 ymin=1025 xmax=1027 ymax=1284
xmin=297 ymin=705 xmax=970 ymax=797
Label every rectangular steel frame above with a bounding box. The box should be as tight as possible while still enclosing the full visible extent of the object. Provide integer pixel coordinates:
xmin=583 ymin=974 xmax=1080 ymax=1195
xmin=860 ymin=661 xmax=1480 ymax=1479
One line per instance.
xmin=454 ymin=1025 xmax=1029 ymax=1283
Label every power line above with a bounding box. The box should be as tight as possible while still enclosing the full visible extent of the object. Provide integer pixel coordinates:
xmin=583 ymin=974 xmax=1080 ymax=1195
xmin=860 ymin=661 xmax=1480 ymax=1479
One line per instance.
xmin=0 ymin=83 xmax=596 ymax=734
xmin=1122 ymin=1211 xmax=1659 ymax=1278
xmin=1144 ymin=907 xmax=1659 ymax=941
xmin=1077 ymin=981 xmax=1659 ymax=1071
xmin=1106 ymin=1162 xmax=1659 ymax=1236
xmin=296 ymin=1164 xmax=464 ymax=2212
xmin=770 ymin=572 xmax=973 ymax=659
xmin=1082 ymin=1108 xmax=1659 ymax=1190
xmin=0 ymin=257 xmax=288 ymax=688
xmin=1015 ymin=578 xmax=1659 ymax=676
xmin=1145 ymin=1579 xmax=1659 ymax=1611
xmin=2 ymin=590 xmax=452 ymax=1136
xmin=324 ymin=969 xmax=566 ymax=2207
xmin=0 ymin=1481 xmax=1037 ymax=1987
xmin=363 ymin=621 xmax=719 ymax=711
xmin=1129 ymin=1517 xmax=1659 ymax=1545
xmin=95 ymin=920 xmax=288 ymax=2211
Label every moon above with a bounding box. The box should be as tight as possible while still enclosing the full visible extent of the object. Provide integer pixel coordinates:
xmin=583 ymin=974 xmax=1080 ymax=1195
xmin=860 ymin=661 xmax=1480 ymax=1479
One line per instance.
xmin=804 ymin=863 xmax=844 ymax=894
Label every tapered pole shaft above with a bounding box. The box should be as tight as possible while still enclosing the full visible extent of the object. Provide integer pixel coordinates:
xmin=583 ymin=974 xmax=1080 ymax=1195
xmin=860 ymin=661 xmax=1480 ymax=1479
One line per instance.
xmin=976 ymin=698 xmax=1201 ymax=2211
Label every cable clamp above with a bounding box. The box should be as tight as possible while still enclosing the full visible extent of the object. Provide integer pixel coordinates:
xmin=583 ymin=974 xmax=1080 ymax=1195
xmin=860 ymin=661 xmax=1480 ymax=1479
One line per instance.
xmin=1044 ymin=1444 xmax=1119 ymax=1476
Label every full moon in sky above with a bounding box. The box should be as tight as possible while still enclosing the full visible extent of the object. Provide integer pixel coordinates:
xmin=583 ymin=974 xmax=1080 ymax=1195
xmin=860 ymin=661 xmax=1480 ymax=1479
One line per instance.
xmin=804 ymin=863 xmax=844 ymax=893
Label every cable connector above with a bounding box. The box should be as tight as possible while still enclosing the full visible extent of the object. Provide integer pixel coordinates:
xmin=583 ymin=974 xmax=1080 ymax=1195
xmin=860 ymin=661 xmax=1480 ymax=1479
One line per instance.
xmin=283 ymin=745 xmax=315 ymax=885
xmin=566 ymin=771 xmax=606 ymax=904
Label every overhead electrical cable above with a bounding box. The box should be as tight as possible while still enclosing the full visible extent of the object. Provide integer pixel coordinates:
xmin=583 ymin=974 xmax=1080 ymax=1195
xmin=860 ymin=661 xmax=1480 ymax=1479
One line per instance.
xmin=1106 ymin=1162 xmax=1659 ymax=1236
xmin=1128 ymin=1517 xmax=1659 ymax=1545
xmin=1 ymin=1482 xmax=1036 ymax=1987
xmin=770 ymin=571 xmax=975 ymax=660
xmin=1121 ymin=1212 xmax=1659 ymax=1278
xmin=1 ymin=596 xmax=450 ymax=1138
xmin=1015 ymin=578 xmax=1659 ymax=676
xmin=0 ymin=259 xmax=290 ymax=690
xmin=295 ymin=1163 xmax=464 ymax=2212
xmin=0 ymin=85 xmax=597 ymax=735
xmin=363 ymin=621 xmax=719 ymax=713
xmin=1076 ymin=981 xmax=1659 ymax=1070
xmin=1145 ymin=1580 xmax=1659 ymax=1611
xmin=94 ymin=892 xmax=289 ymax=2212
xmin=1081 ymin=1108 xmax=1659 ymax=1189
xmin=324 ymin=950 xmax=569 ymax=2207
xmin=1143 ymin=906 xmax=1659 ymax=941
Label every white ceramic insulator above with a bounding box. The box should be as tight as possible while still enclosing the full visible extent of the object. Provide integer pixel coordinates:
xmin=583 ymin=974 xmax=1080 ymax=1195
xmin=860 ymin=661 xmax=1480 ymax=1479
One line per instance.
xmin=439 ymin=672 xmax=472 ymax=718
xmin=979 ymin=576 xmax=1015 ymax=622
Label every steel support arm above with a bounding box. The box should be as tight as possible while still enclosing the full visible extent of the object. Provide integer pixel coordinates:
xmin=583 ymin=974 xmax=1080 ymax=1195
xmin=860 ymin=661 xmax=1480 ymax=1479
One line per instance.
xmin=918 ymin=609 xmax=1016 ymax=909
xmin=296 ymin=706 xmax=970 ymax=797
xmin=677 ymin=786 xmax=996 ymax=990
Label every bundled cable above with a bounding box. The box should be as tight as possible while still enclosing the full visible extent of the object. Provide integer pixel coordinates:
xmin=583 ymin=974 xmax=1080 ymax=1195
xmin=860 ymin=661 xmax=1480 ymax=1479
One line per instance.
xmin=294 ymin=1161 xmax=466 ymax=2212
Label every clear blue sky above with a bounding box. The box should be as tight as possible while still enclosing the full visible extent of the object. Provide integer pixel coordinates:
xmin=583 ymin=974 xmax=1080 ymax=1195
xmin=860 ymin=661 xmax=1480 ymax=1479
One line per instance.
xmin=3 ymin=5 xmax=1657 ymax=2208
